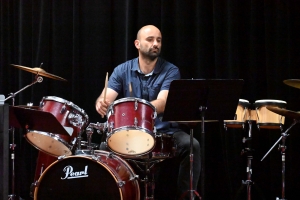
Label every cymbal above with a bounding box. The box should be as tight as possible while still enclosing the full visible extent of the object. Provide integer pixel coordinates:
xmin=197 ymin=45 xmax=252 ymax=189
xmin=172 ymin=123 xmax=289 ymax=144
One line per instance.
xmin=283 ymin=79 xmax=300 ymax=89
xmin=11 ymin=64 xmax=67 ymax=81
xmin=266 ymin=106 xmax=300 ymax=120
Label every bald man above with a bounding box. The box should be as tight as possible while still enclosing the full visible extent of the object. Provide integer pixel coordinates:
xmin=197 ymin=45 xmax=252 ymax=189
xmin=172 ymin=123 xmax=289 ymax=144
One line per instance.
xmin=95 ymin=25 xmax=201 ymax=199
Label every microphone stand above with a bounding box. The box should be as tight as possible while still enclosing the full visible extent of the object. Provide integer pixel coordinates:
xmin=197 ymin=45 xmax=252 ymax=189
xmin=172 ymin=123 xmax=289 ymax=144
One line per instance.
xmin=5 ymin=74 xmax=43 ymax=200
xmin=261 ymin=120 xmax=298 ymax=200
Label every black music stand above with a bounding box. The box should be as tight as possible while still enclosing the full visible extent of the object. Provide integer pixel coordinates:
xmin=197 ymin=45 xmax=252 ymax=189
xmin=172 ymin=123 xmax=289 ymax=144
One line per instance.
xmin=9 ymin=106 xmax=69 ymax=136
xmin=162 ymin=79 xmax=244 ymax=200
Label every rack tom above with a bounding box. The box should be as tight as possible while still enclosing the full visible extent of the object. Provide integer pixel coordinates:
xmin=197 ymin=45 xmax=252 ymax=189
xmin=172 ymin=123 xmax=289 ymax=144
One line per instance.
xmin=106 ymin=97 xmax=157 ymax=158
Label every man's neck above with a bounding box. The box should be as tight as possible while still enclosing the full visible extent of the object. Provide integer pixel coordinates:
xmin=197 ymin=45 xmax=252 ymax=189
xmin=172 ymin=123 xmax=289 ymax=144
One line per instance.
xmin=138 ymin=56 xmax=158 ymax=74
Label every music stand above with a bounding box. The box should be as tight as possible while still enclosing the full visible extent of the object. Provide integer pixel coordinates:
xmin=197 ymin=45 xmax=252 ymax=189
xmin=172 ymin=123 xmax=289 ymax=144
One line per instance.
xmin=162 ymin=79 xmax=244 ymax=200
xmin=9 ymin=106 xmax=69 ymax=136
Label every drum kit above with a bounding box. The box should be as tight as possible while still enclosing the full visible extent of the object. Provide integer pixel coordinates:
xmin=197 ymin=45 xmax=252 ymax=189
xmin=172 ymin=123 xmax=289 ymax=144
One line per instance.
xmin=6 ymin=64 xmax=177 ymax=200
xmin=224 ymin=79 xmax=300 ymax=200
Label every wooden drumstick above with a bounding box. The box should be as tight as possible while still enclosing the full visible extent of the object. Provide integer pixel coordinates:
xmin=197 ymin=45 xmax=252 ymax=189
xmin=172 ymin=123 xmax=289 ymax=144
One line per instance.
xmin=101 ymin=72 xmax=108 ymax=119
xmin=129 ymin=82 xmax=132 ymax=97
xmin=103 ymin=72 xmax=108 ymax=101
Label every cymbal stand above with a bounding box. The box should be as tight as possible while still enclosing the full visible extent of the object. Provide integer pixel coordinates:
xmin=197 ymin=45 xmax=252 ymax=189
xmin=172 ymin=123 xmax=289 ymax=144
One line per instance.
xmin=261 ymin=120 xmax=298 ymax=200
xmin=4 ymin=75 xmax=43 ymax=200
xmin=241 ymin=120 xmax=254 ymax=200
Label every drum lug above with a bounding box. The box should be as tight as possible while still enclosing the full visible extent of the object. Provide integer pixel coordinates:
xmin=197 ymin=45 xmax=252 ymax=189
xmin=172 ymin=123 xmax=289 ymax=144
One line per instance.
xmin=153 ymin=126 xmax=157 ymax=134
xmin=39 ymin=97 xmax=45 ymax=108
xmin=118 ymin=181 xmax=125 ymax=187
xmin=92 ymin=155 xmax=99 ymax=161
xmin=134 ymin=117 xmax=138 ymax=127
xmin=58 ymin=155 xmax=66 ymax=160
xmin=135 ymin=100 xmax=138 ymax=110
xmin=30 ymin=181 xmax=39 ymax=198
xmin=152 ymin=110 xmax=157 ymax=119
xmin=60 ymin=103 xmax=67 ymax=114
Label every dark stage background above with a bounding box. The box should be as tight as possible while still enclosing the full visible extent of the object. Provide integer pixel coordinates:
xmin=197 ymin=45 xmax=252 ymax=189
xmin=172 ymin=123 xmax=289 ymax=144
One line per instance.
xmin=1 ymin=1 xmax=300 ymax=199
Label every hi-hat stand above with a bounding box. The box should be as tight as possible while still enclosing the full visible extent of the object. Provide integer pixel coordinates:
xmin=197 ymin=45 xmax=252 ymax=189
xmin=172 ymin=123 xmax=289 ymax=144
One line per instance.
xmin=162 ymin=79 xmax=244 ymax=200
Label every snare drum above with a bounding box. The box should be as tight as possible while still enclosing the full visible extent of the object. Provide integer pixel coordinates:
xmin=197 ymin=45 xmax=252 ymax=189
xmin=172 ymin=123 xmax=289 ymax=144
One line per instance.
xmin=224 ymin=99 xmax=250 ymax=128
xmin=26 ymin=96 xmax=89 ymax=157
xmin=33 ymin=151 xmax=140 ymax=200
xmin=106 ymin=97 xmax=157 ymax=157
xmin=253 ymin=99 xmax=286 ymax=129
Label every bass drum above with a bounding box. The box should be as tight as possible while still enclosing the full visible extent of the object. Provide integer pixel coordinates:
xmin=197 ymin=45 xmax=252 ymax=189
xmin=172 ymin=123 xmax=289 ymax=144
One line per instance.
xmin=34 ymin=151 xmax=140 ymax=200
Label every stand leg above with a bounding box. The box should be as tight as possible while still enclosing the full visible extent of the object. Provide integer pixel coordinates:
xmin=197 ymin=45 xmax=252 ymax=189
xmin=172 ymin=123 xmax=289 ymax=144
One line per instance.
xmin=180 ymin=128 xmax=201 ymax=200
xmin=276 ymin=137 xmax=287 ymax=200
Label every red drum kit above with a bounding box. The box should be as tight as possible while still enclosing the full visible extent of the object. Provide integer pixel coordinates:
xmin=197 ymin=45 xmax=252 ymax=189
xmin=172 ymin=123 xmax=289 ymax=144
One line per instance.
xmin=6 ymin=65 xmax=177 ymax=200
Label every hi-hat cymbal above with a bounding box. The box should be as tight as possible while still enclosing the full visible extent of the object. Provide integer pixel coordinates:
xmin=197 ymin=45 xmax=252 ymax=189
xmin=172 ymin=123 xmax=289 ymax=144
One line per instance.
xmin=283 ymin=79 xmax=300 ymax=89
xmin=11 ymin=64 xmax=67 ymax=81
xmin=266 ymin=106 xmax=300 ymax=120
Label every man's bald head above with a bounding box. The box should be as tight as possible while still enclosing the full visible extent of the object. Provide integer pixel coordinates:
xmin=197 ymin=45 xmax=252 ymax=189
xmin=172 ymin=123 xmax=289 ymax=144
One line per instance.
xmin=136 ymin=25 xmax=162 ymax=40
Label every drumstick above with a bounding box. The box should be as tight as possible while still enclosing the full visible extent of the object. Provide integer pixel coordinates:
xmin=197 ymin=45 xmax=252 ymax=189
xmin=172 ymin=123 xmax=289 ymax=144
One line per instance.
xmin=103 ymin=72 xmax=108 ymax=101
xmin=129 ymin=82 xmax=132 ymax=97
xmin=102 ymin=72 xmax=108 ymax=118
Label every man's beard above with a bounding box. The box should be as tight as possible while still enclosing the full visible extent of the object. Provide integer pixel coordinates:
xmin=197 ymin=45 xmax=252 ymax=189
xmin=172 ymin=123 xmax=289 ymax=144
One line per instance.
xmin=140 ymin=48 xmax=160 ymax=61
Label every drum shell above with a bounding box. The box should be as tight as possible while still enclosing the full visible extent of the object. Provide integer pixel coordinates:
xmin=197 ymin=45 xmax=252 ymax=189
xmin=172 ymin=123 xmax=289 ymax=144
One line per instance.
xmin=224 ymin=99 xmax=250 ymax=128
xmin=34 ymin=151 xmax=140 ymax=200
xmin=26 ymin=96 xmax=89 ymax=157
xmin=254 ymin=100 xmax=286 ymax=129
xmin=106 ymin=98 xmax=156 ymax=157
xmin=151 ymin=134 xmax=177 ymax=159
xmin=107 ymin=98 xmax=155 ymax=134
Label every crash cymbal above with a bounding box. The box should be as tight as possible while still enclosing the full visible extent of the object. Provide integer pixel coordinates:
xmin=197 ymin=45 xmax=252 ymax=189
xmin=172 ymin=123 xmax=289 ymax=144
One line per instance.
xmin=11 ymin=64 xmax=67 ymax=81
xmin=266 ymin=106 xmax=300 ymax=120
xmin=283 ymin=79 xmax=300 ymax=89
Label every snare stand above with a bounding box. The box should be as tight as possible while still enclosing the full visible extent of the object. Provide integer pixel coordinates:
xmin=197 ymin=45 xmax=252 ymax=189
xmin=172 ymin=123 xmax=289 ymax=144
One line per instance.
xmin=261 ymin=120 xmax=298 ymax=200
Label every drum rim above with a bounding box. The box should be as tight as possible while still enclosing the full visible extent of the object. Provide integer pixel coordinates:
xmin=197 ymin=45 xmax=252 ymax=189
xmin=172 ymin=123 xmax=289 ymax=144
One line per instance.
xmin=26 ymin=130 xmax=72 ymax=157
xmin=109 ymin=97 xmax=156 ymax=111
xmin=254 ymin=99 xmax=287 ymax=107
xmin=41 ymin=96 xmax=89 ymax=123
xmin=34 ymin=155 xmax=125 ymax=200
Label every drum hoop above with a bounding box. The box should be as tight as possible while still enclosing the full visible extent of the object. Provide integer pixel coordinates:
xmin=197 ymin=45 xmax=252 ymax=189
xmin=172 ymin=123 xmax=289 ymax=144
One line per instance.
xmin=26 ymin=130 xmax=71 ymax=148
xmin=254 ymin=100 xmax=287 ymax=108
xmin=34 ymin=155 xmax=124 ymax=199
xmin=254 ymin=99 xmax=286 ymax=107
xmin=110 ymin=97 xmax=156 ymax=110
xmin=94 ymin=150 xmax=139 ymax=178
xmin=108 ymin=126 xmax=155 ymax=136
xmin=41 ymin=96 xmax=89 ymax=120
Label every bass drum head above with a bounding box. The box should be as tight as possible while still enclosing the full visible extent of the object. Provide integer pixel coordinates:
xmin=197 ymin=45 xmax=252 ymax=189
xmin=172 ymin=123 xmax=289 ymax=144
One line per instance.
xmin=34 ymin=155 xmax=139 ymax=200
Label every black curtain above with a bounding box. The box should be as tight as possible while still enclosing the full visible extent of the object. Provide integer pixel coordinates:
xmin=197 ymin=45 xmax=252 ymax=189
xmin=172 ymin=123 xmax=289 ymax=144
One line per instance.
xmin=1 ymin=1 xmax=300 ymax=199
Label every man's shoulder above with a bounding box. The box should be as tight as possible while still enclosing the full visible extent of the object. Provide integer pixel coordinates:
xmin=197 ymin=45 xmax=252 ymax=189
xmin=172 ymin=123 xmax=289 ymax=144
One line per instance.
xmin=116 ymin=57 xmax=138 ymax=69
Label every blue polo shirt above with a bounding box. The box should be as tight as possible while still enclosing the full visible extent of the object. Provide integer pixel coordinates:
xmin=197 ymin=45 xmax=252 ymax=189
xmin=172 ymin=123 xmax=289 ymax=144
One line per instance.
xmin=108 ymin=57 xmax=181 ymax=133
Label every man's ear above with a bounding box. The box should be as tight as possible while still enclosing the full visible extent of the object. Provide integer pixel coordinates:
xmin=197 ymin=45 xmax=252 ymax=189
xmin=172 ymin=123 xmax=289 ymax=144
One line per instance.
xmin=134 ymin=40 xmax=140 ymax=49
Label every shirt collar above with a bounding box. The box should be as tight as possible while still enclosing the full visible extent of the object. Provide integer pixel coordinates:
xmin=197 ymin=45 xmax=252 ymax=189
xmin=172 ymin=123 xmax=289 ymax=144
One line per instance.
xmin=132 ymin=57 xmax=164 ymax=75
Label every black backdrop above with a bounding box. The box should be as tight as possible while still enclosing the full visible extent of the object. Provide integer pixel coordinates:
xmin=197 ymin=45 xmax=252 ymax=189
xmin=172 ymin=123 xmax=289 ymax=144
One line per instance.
xmin=1 ymin=1 xmax=300 ymax=199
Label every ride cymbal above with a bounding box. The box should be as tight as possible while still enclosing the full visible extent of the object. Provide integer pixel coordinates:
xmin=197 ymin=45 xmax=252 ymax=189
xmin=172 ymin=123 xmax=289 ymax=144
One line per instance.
xmin=266 ymin=106 xmax=300 ymax=120
xmin=11 ymin=64 xmax=67 ymax=81
xmin=283 ymin=79 xmax=300 ymax=89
